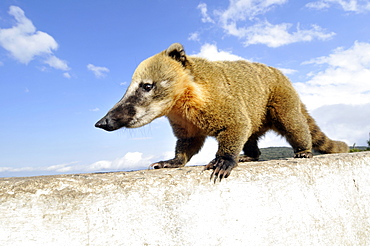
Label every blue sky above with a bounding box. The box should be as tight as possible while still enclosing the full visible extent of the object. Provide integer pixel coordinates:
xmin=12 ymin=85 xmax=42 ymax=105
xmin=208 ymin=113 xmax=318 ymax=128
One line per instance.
xmin=1 ymin=0 xmax=370 ymax=177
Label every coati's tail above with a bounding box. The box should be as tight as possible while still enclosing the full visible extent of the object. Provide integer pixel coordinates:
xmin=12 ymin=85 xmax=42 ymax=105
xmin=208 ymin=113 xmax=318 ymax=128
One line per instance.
xmin=302 ymin=104 xmax=349 ymax=154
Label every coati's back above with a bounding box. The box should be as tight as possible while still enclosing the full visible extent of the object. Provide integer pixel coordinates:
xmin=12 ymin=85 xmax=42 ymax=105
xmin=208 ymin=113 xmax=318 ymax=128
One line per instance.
xmin=186 ymin=57 xmax=292 ymax=130
xmin=187 ymin=56 xmax=348 ymax=154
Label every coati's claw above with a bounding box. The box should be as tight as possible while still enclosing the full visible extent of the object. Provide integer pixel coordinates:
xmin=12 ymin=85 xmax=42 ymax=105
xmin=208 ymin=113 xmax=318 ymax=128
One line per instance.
xmin=294 ymin=152 xmax=313 ymax=158
xmin=204 ymin=156 xmax=237 ymax=183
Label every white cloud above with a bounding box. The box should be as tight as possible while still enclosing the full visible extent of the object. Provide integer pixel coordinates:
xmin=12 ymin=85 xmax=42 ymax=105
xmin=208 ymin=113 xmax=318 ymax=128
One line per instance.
xmin=311 ymin=104 xmax=370 ymax=146
xmin=216 ymin=0 xmax=287 ymax=23
xmin=295 ymin=41 xmax=370 ymax=110
xmin=278 ymin=67 xmax=297 ymax=75
xmin=306 ymin=1 xmax=331 ymax=9
xmin=197 ymin=3 xmax=215 ymax=23
xmin=89 ymin=108 xmax=100 ymax=112
xmin=188 ymin=32 xmax=200 ymax=42
xmin=0 ymin=6 xmax=70 ymax=71
xmin=193 ymin=43 xmax=246 ymax=61
xmin=0 ymin=161 xmax=79 ymax=175
xmin=195 ymin=1 xmax=335 ymax=47
xmin=0 ymin=166 xmax=34 ymax=173
xmin=44 ymin=55 xmax=69 ymax=71
xmin=63 ymin=72 xmax=71 ymax=79
xmin=203 ymin=0 xmax=288 ymax=39
xmin=44 ymin=162 xmax=78 ymax=172
xmin=241 ymin=21 xmax=335 ymax=47
xmin=85 ymin=152 xmax=154 ymax=172
xmin=306 ymin=0 xmax=370 ymax=12
xmin=0 ymin=152 xmax=156 ymax=176
xmin=87 ymin=64 xmax=110 ymax=78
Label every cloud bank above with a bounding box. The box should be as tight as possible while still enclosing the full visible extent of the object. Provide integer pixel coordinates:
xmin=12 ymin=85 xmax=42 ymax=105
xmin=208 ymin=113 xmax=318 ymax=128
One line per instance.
xmin=0 ymin=142 xmax=218 ymax=177
xmin=239 ymin=22 xmax=335 ymax=48
xmin=0 ymin=6 xmax=70 ymax=72
xmin=311 ymin=104 xmax=370 ymax=146
xmin=0 ymin=152 xmax=156 ymax=177
xmin=194 ymin=1 xmax=335 ymax=47
xmin=295 ymin=41 xmax=370 ymax=110
xmin=306 ymin=0 xmax=370 ymax=13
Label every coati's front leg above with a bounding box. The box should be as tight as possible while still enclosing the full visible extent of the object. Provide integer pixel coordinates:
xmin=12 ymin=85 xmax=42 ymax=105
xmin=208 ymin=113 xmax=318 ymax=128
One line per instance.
xmin=204 ymin=154 xmax=238 ymax=182
xmin=150 ymin=136 xmax=206 ymax=169
xmin=204 ymin=128 xmax=248 ymax=182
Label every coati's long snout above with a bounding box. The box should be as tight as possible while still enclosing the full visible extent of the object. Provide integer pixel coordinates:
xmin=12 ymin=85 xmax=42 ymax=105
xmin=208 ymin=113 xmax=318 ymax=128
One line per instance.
xmin=95 ymin=92 xmax=143 ymax=131
xmin=95 ymin=103 xmax=137 ymax=131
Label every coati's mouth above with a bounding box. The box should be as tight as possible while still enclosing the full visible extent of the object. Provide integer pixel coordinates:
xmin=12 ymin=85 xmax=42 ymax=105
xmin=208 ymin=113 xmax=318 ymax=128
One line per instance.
xmin=95 ymin=114 xmax=151 ymax=131
xmin=124 ymin=115 xmax=154 ymax=129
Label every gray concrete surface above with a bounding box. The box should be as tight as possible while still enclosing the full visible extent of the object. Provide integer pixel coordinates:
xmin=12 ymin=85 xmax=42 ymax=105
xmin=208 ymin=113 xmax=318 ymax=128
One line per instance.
xmin=1 ymin=152 xmax=370 ymax=246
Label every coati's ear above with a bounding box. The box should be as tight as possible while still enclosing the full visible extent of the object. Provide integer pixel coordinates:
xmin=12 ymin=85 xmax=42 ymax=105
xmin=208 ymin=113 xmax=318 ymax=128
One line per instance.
xmin=166 ymin=43 xmax=187 ymax=66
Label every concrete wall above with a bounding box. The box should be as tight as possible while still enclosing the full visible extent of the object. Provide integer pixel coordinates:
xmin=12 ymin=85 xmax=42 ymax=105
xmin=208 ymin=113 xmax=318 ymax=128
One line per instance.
xmin=1 ymin=152 xmax=370 ymax=246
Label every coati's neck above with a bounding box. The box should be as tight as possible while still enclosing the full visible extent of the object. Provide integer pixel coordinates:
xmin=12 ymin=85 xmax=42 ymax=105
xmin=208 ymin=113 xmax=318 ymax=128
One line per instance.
xmin=169 ymin=78 xmax=207 ymax=123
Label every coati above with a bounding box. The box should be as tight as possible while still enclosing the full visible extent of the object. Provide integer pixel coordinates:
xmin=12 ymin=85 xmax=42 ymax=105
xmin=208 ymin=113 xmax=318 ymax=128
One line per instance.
xmin=95 ymin=43 xmax=349 ymax=182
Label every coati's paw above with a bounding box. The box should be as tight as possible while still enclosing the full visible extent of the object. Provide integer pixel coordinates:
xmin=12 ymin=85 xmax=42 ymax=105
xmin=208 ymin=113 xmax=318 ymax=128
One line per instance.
xmin=149 ymin=160 xmax=183 ymax=169
xmin=203 ymin=155 xmax=237 ymax=183
xmin=239 ymin=155 xmax=259 ymax=162
xmin=294 ymin=151 xmax=313 ymax=158
xmin=149 ymin=162 xmax=166 ymax=169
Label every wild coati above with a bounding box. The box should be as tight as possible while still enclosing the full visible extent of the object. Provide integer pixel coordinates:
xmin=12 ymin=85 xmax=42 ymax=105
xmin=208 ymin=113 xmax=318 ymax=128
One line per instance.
xmin=95 ymin=43 xmax=349 ymax=182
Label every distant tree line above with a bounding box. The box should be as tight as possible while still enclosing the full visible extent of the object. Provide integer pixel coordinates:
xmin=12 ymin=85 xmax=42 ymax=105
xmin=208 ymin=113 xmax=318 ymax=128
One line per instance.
xmin=260 ymin=132 xmax=370 ymax=160
xmin=349 ymin=132 xmax=370 ymax=152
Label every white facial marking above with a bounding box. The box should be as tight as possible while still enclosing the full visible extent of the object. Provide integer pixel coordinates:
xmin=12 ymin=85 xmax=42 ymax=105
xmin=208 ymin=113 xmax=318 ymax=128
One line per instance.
xmin=125 ymin=80 xmax=142 ymax=96
xmin=130 ymin=99 xmax=172 ymax=128
xmin=159 ymin=80 xmax=170 ymax=89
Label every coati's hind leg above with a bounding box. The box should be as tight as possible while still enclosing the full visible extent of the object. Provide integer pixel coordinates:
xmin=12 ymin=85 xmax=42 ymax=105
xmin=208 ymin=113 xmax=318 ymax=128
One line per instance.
xmin=269 ymin=97 xmax=313 ymax=158
xmin=239 ymin=133 xmax=264 ymax=162
xmin=150 ymin=136 xmax=206 ymax=169
xmin=303 ymin=105 xmax=349 ymax=154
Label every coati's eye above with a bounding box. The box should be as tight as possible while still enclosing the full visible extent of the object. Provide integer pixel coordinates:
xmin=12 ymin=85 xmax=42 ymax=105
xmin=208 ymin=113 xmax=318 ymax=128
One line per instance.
xmin=142 ymin=83 xmax=154 ymax=92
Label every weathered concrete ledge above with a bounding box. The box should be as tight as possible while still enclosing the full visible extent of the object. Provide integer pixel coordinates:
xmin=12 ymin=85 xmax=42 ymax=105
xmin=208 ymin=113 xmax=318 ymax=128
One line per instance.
xmin=1 ymin=152 xmax=370 ymax=245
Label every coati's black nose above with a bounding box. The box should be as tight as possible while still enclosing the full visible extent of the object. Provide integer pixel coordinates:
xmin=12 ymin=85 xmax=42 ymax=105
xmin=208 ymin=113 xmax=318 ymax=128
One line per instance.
xmin=95 ymin=117 xmax=114 ymax=131
xmin=95 ymin=117 xmax=108 ymax=129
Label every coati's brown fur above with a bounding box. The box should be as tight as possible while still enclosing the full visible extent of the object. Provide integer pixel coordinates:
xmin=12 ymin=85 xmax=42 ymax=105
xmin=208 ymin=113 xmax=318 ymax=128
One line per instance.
xmin=95 ymin=43 xmax=349 ymax=181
